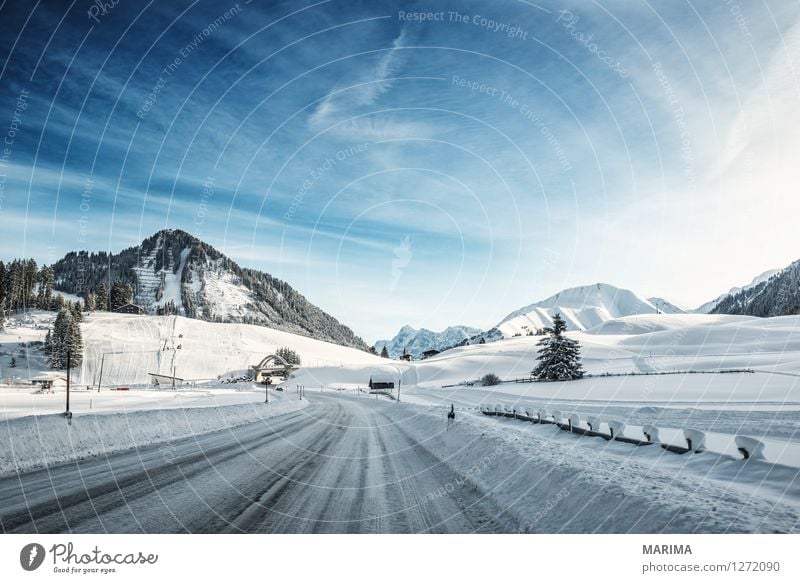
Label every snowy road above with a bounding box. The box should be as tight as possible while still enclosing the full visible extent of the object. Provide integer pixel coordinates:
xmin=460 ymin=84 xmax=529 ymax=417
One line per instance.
xmin=0 ymin=395 xmax=518 ymax=533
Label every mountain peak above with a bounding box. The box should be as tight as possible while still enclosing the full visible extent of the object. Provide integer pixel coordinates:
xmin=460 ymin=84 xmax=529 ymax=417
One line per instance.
xmin=375 ymin=324 xmax=482 ymax=359
xmin=50 ymin=229 xmax=367 ymax=350
xmin=495 ymin=282 xmax=683 ymax=336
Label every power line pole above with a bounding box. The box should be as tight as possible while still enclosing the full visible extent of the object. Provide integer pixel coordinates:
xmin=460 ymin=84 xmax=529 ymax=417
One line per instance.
xmin=64 ymin=350 xmax=72 ymax=418
xmin=96 ymin=353 xmax=105 ymax=392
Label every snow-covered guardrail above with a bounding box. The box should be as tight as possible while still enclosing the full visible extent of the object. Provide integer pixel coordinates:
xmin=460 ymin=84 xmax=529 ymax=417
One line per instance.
xmin=480 ymin=404 xmax=764 ymax=459
xmin=735 ymin=435 xmax=766 ymax=460
xmin=683 ymin=428 xmax=706 ymax=453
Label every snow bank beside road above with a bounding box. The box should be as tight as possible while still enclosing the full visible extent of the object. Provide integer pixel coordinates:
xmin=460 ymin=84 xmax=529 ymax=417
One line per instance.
xmin=0 ymin=395 xmax=308 ymax=476
xmin=384 ymin=404 xmax=800 ymax=533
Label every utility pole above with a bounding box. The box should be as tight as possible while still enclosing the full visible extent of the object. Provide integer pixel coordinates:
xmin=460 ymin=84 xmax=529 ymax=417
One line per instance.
xmin=397 ymin=377 xmax=401 ymax=402
xmin=97 ymin=353 xmax=105 ymax=392
xmin=64 ymin=351 xmax=72 ymax=419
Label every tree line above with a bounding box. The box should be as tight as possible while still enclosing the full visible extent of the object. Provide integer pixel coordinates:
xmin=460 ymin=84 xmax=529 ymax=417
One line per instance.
xmin=0 ymin=259 xmax=137 ymax=371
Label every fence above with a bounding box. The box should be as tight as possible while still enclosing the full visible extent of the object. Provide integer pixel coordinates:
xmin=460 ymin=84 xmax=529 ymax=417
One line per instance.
xmin=442 ymin=368 xmax=755 ymax=388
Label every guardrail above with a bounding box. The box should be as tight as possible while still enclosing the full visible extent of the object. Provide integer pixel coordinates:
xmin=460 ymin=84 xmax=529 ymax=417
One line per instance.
xmin=479 ymin=404 xmax=765 ymax=461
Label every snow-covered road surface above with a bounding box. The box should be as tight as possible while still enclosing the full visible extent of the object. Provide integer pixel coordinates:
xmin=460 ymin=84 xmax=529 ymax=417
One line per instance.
xmin=3 ymin=392 xmax=799 ymax=534
xmin=0 ymin=394 xmax=518 ymax=534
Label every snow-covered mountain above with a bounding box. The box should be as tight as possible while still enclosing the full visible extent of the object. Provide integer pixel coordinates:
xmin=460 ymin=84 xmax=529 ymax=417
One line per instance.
xmin=694 ymin=269 xmax=781 ymax=314
xmin=374 ymin=324 xmax=482 ymax=359
xmin=710 ymin=263 xmax=799 ymax=317
xmin=647 ymin=297 xmax=686 ymax=314
xmin=494 ymin=283 xmax=683 ymax=336
xmin=49 ymin=229 xmax=367 ymax=350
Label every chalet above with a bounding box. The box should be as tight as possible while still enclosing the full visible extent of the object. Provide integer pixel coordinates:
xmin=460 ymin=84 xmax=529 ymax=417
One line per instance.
xmin=113 ymin=303 xmax=145 ymax=315
xmin=398 ymin=353 xmax=413 ymax=362
xmin=368 ymin=375 xmax=395 ymax=392
xmin=421 ymin=349 xmax=440 ymax=359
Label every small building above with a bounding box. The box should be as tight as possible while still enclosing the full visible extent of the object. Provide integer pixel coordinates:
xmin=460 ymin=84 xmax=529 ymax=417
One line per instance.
xmin=399 ymin=353 xmax=413 ymax=362
xmin=113 ymin=303 xmax=145 ymax=315
xmin=421 ymin=349 xmax=440 ymax=359
xmin=368 ymin=375 xmax=395 ymax=392
xmin=31 ymin=377 xmax=68 ymax=392
xmin=148 ymin=373 xmax=185 ymax=388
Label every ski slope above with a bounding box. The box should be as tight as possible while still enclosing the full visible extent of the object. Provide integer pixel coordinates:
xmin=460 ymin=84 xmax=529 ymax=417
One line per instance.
xmin=78 ymin=312 xmax=381 ymax=386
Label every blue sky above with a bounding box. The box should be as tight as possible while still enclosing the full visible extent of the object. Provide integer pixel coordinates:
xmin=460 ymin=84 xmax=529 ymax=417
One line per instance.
xmin=1 ymin=0 xmax=799 ymax=342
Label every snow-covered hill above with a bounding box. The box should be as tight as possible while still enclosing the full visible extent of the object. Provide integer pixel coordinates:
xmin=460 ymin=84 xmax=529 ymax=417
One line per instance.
xmin=49 ymin=229 xmax=367 ymax=350
xmin=494 ymin=283 xmax=682 ymax=336
xmin=0 ymin=310 xmax=382 ymax=387
xmin=694 ymin=269 xmax=780 ymax=313
xmin=374 ymin=324 xmax=481 ymax=359
xmin=647 ymin=297 xmax=686 ymax=314
xmin=78 ymin=312 xmax=381 ymax=386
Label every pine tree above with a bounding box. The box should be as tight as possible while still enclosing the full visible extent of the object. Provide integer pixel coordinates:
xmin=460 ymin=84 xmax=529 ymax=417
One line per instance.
xmin=51 ymin=293 xmax=65 ymax=311
xmin=49 ymin=307 xmax=83 ymax=369
xmin=96 ymin=283 xmax=109 ymax=311
xmin=70 ymin=301 xmax=83 ymax=322
xmin=35 ymin=266 xmax=54 ymax=309
xmin=43 ymin=329 xmax=52 ymax=354
xmin=276 ymin=346 xmax=301 ymax=366
xmin=84 ymin=292 xmax=96 ymax=312
xmin=532 ymin=313 xmax=584 ymax=381
xmin=0 ymin=260 xmax=6 ymax=310
xmin=380 ymin=346 xmax=389 ymax=358
xmin=9 ymin=356 xmax=16 ymax=368
xmin=67 ymin=312 xmax=83 ymax=367
xmin=110 ymin=281 xmax=131 ymax=311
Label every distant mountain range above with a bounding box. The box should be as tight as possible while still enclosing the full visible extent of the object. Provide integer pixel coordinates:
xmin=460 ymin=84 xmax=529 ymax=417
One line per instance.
xmin=374 ymin=325 xmax=481 ymax=359
xmin=39 ymin=227 xmax=800 ymax=357
xmin=50 ymin=229 xmax=368 ymax=350
xmin=378 ymin=263 xmax=798 ymax=358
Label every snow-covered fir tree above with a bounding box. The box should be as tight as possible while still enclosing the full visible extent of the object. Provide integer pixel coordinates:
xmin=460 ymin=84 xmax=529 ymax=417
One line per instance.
xmin=49 ymin=307 xmax=83 ymax=369
xmin=276 ymin=346 xmax=301 ymax=366
xmin=532 ymin=313 xmax=584 ymax=381
xmin=35 ymin=266 xmax=54 ymax=309
xmin=96 ymin=282 xmax=109 ymax=311
xmin=110 ymin=281 xmax=132 ymax=311
xmin=43 ymin=329 xmax=52 ymax=354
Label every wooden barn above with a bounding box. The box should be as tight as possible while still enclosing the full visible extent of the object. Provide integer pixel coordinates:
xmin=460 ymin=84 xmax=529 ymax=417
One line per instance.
xmin=113 ymin=303 xmax=145 ymax=315
xmin=368 ymin=375 xmax=395 ymax=392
